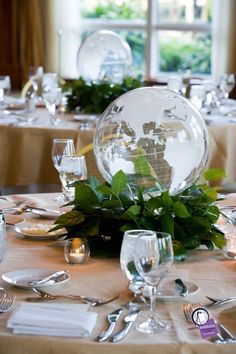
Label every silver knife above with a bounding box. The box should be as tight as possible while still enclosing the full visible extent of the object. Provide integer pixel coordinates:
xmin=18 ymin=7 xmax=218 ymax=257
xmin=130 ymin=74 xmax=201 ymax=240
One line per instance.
xmin=95 ymin=308 xmax=123 ymax=342
xmin=175 ymin=278 xmax=189 ymax=297
xmin=110 ymin=309 xmax=140 ymax=342
xmin=28 ymin=270 xmax=68 ymax=286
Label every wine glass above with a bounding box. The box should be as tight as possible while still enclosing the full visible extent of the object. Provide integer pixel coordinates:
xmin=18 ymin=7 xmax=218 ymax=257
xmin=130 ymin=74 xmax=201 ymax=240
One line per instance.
xmin=0 ymin=76 xmax=11 ymax=108
xmin=189 ymin=85 xmax=206 ymax=110
xmin=59 ymin=155 xmax=88 ymax=200
xmin=120 ymin=230 xmax=155 ymax=310
xmin=51 ymin=139 xmax=76 ymax=201
xmin=220 ymin=74 xmax=235 ymax=100
xmin=134 ymin=231 xmax=174 ymax=334
xmin=43 ymin=87 xmax=62 ymax=125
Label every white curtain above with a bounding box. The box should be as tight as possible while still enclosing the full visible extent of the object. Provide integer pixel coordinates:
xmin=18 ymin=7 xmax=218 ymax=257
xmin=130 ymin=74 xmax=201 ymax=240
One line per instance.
xmin=212 ymin=0 xmax=236 ymax=78
xmin=43 ymin=0 xmax=81 ymax=78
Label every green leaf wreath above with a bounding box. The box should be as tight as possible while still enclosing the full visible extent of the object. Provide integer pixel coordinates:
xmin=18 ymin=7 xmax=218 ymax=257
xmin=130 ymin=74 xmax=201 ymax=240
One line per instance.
xmin=53 ymin=168 xmax=226 ymax=261
xmin=65 ymin=76 xmax=144 ymax=114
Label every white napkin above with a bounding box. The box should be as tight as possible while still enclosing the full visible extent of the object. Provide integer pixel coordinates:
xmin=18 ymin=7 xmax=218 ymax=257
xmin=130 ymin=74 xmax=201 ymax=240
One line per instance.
xmin=7 ymin=303 xmax=97 ymax=337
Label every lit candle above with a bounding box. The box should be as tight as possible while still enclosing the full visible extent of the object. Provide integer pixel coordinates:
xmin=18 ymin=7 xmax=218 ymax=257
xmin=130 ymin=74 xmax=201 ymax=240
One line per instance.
xmin=68 ymin=249 xmax=84 ymax=264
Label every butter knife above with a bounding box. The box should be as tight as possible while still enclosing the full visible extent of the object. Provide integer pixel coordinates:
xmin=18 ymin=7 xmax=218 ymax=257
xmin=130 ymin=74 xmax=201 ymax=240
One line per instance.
xmin=95 ymin=308 xmax=123 ymax=342
xmin=175 ymin=278 xmax=189 ymax=297
xmin=28 ymin=270 xmax=68 ymax=286
xmin=110 ymin=309 xmax=140 ymax=342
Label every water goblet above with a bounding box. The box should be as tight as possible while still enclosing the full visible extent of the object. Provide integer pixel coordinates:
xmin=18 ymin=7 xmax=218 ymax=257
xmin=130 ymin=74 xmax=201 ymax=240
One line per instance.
xmin=134 ymin=231 xmax=174 ymax=334
xmin=120 ymin=229 xmax=155 ymax=310
xmin=59 ymin=155 xmax=88 ymax=200
xmin=189 ymin=84 xmax=206 ymax=110
xmin=51 ymin=139 xmax=76 ymax=201
xmin=220 ymin=74 xmax=235 ymax=100
xmin=43 ymin=87 xmax=62 ymax=125
xmin=0 ymin=76 xmax=11 ymax=108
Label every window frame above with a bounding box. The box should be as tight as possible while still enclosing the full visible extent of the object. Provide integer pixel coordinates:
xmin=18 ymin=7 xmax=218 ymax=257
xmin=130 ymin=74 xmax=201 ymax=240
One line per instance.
xmin=73 ymin=0 xmax=212 ymax=79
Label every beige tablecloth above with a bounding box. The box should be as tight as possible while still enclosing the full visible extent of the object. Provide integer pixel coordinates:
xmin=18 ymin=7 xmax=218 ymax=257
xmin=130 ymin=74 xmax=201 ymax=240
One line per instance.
xmin=0 ymin=193 xmax=235 ymax=354
xmin=0 ymin=109 xmax=101 ymax=187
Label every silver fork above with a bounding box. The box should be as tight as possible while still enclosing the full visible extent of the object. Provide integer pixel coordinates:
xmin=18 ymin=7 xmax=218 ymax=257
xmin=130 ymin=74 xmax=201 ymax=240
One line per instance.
xmin=26 ymin=288 xmax=120 ymax=306
xmin=205 ymin=296 xmax=236 ymax=309
xmin=0 ymin=293 xmax=16 ymax=312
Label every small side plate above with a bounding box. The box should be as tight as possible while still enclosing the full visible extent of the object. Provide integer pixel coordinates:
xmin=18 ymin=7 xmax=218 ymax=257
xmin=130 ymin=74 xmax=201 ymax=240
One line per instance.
xmin=2 ymin=269 xmax=70 ymax=289
xmin=14 ymin=223 xmax=66 ymax=240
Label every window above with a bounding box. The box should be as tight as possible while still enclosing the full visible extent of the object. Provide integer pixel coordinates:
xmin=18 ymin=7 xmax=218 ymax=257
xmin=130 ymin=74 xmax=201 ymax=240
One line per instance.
xmin=57 ymin=0 xmax=212 ymax=79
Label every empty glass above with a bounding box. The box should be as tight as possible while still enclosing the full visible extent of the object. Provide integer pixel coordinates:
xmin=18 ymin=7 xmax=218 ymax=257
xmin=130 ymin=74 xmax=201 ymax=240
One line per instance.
xmin=167 ymin=75 xmax=185 ymax=95
xmin=134 ymin=231 xmax=174 ymax=334
xmin=220 ymin=74 xmax=235 ymax=100
xmin=120 ymin=230 xmax=150 ymax=309
xmin=189 ymin=85 xmax=206 ymax=110
xmin=51 ymin=139 xmax=76 ymax=201
xmin=0 ymin=212 xmax=7 ymax=262
xmin=43 ymin=87 xmax=62 ymax=125
xmin=59 ymin=155 xmax=88 ymax=200
xmin=0 ymin=76 xmax=11 ymax=108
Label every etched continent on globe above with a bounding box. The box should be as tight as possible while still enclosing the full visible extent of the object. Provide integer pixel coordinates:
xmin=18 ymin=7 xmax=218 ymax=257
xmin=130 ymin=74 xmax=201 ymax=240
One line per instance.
xmin=94 ymin=87 xmax=209 ymax=196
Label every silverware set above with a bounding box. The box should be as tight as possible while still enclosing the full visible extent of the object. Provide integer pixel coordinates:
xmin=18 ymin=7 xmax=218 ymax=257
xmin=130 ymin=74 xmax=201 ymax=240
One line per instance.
xmin=95 ymin=308 xmax=140 ymax=342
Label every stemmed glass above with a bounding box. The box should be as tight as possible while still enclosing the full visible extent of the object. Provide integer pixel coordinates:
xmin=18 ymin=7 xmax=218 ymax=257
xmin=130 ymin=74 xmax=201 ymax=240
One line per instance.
xmin=0 ymin=76 xmax=11 ymax=108
xmin=43 ymin=87 xmax=62 ymax=125
xmin=220 ymin=74 xmax=235 ymax=100
xmin=134 ymin=231 xmax=174 ymax=334
xmin=51 ymin=139 xmax=76 ymax=201
xmin=120 ymin=230 xmax=153 ymax=309
xmin=59 ymin=155 xmax=88 ymax=200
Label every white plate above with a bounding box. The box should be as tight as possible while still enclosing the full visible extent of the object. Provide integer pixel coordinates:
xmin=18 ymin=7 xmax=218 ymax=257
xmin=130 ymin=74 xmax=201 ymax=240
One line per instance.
xmin=5 ymin=215 xmax=25 ymax=225
xmin=2 ymin=269 xmax=70 ymax=289
xmin=29 ymin=208 xmax=61 ymax=220
xmin=129 ymin=280 xmax=199 ymax=299
xmin=14 ymin=223 xmax=67 ymax=240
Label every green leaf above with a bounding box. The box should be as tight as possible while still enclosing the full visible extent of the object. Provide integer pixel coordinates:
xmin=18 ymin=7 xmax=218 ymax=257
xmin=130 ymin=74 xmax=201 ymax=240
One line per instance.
xmin=204 ymin=168 xmax=226 ymax=181
xmin=96 ymin=185 xmax=114 ymax=196
xmin=126 ymin=205 xmax=141 ymax=216
xmin=75 ymin=183 xmax=100 ymax=212
xmin=205 ymin=205 xmax=220 ymax=223
xmin=161 ymin=212 xmax=174 ymax=236
xmin=89 ymin=176 xmax=103 ymax=200
xmin=120 ymin=223 xmax=137 ymax=232
xmin=101 ymin=200 xmax=122 ymax=209
xmin=111 ymin=170 xmax=127 ymax=195
xmin=161 ymin=191 xmax=173 ymax=209
xmin=145 ymin=197 xmax=163 ymax=214
xmin=55 ymin=211 xmax=85 ymax=226
xmin=173 ymin=201 xmax=191 ymax=218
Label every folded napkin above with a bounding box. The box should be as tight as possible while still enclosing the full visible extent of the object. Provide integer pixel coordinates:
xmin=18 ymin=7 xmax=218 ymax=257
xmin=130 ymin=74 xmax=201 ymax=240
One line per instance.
xmin=7 ymin=303 xmax=97 ymax=337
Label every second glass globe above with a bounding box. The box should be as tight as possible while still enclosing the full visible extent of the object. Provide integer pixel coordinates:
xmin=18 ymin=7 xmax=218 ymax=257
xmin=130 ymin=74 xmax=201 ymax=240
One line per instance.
xmin=93 ymin=87 xmax=209 ymax=196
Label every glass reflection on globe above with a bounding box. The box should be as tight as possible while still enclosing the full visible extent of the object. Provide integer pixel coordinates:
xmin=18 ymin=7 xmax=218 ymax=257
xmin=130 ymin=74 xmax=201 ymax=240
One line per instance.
xmin=76 ymin=30 xmax=132 ymax=83
xmin=94 ymin=87 xmax=209 ymax=196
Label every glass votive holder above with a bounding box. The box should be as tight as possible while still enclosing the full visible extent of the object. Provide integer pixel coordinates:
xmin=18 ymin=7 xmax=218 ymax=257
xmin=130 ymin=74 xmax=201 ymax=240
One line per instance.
xmin=64 ymin=238 xmax=90 ymax=264
xmin=223 ymin=234 xmax=236 ymax=260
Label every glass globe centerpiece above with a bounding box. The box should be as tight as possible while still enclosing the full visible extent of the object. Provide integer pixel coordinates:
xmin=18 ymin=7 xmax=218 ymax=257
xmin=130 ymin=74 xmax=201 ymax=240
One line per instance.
xmin=76 ymin=30 xmax=132 ymax=84
xmin=93 ymin=87 xmax=209 ymax=196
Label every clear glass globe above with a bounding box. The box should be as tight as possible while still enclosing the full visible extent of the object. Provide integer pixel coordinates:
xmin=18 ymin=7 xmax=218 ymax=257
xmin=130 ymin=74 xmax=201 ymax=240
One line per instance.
xmin=76 ymin=30 xmax=132 ymax=83
xmin=94 ymin=87 xmax=209 ymax=196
